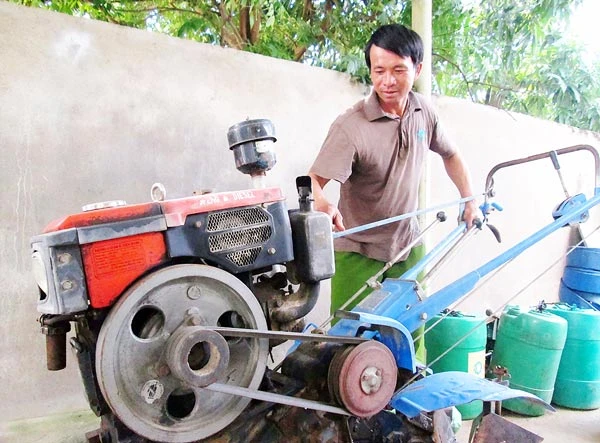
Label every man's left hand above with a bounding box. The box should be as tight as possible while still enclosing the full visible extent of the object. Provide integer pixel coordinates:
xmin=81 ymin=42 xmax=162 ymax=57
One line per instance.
xmin=462 ymin=200 xmax=479 ymax=228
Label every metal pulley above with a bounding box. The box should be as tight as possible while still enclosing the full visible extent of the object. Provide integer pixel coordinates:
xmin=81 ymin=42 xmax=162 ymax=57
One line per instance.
xmin=95 ymin=264 xmax=269 ymax=442
xmin=327 ymin=341 xmax=398 ymax=417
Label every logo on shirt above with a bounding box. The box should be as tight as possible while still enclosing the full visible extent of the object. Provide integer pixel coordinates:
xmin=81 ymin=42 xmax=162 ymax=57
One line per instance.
xmin=417 ymin=128 xmax=427 ymax=142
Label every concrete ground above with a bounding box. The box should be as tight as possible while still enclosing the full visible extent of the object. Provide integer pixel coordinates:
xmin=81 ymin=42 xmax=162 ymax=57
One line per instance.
xmin=1 ymin=406 xmax=598 ymax=443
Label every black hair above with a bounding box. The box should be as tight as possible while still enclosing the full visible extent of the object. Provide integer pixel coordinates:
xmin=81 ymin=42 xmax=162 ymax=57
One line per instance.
xmin=364 ymin=24 xmax=424 ymax=69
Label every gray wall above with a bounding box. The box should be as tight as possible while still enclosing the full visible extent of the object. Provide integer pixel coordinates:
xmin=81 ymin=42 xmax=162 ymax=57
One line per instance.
xmin=1 ymin=1 xmax=600 ymax=423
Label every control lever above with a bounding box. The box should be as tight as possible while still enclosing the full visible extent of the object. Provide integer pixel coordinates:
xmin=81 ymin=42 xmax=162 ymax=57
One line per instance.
xmin=550 ymin=151 xmax=587 ymax=246
xmin=480 ymin=201 xmax=503 ymax=243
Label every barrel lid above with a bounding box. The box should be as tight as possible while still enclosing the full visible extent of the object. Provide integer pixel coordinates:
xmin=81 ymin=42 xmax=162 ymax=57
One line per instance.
xmin=499 ymin=305 xmax=568 ymax=348
xmin=430 ymin=310 xmax=488 ymax=324
xmin=547 ymin=302 xmax=597 ymax=313
xmin=427 ymin=310 xmax=487 ymax=345
xmin=546 ymin=303 xmax=600 ymax=340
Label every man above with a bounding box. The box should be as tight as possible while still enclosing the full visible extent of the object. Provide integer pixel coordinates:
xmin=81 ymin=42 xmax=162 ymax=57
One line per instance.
xmin=309 ymin=24 xmax=477 ymax=321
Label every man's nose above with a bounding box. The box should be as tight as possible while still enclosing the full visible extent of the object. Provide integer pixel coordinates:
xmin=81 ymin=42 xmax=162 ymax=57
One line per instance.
xmin=383 ymin=72 xmax=396 ymax=85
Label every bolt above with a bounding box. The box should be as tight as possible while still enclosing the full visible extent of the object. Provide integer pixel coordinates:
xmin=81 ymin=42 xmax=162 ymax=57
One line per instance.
xmin=57 ymin=253 xmax=71 ymax=264
xmin=189 ymin=317 xmax=202 ymax=326
xmin=267 ymin=247 xmax=276 ymax=255
xmin=69 ymin=337 xmax=84 ymax=354
xmin=360 ymin=366 xmax=382 ymax=394
xmin=420 ymin=313 xmax=428 ymax=321
xmin=186 ymin=307 xmax=203 ymax=325
xmin=187 ymin=285 xmax=202 ymax=300
xmin=157 ymin=365 xmax=171 ymax=377
xmin=194 ymin=221 xmax=203 ymax=228
xmin=61 ymin=280 xmax=73 ymax=290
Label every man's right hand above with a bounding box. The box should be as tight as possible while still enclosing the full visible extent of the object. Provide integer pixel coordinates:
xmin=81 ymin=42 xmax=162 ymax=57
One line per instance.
xmin=318 ymin=201 xmax=346 ymax=232
xmin=309 ymin=173 xmax=346 ymax=232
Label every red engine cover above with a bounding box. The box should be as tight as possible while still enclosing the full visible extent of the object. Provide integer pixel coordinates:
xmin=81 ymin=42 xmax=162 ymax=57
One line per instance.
xmin=43 ymin=202 xmax=162 ymax=233
xmin=81 ymin=232 xmax=167 ymax=308
xmin=41 ymin=188 xmax=286 ymax=309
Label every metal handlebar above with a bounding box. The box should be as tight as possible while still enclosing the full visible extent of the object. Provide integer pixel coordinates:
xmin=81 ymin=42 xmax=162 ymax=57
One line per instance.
xmin=484 ymin=145 xmax=600 ymax=197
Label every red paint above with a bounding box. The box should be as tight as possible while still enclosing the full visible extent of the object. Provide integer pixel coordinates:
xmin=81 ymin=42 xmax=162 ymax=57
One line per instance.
xmin=43 ymin=188 xmax=285 ymax=232
xmin=160 ymin=187 xmax=285 ymax=226
xmin=81 ymin=232 xmax=167 ymax=308
xmin=44 ymin=203 xmax=162 ymax=233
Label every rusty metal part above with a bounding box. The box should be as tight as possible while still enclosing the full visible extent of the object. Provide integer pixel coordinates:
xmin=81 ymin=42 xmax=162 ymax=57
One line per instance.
xmin=489 ymin=365 xmax=510 ymax=383
xmin=252 ymin=272 xmax=322 ymax=344
xmin=469 ymin=412 xmax=544 ymax=443
xmin=328 ymin=346 xmax=354 ymax=407
xmin=166 ymin=327 xmax=230 ymax=387
xmin=432 ymin=409 xmax=457 ymax=443
xmin=328 ymin=341 xmax=397 ymax=417
xmin=269 ymin=282 xmax=320 ymax=323
xmin=40 ymin=319 xmax=71 ymax=371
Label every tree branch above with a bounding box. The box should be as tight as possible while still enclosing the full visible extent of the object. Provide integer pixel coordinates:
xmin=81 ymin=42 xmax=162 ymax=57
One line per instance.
xmin=250 ymin=6 xmax=261 ymax=45
xmin=240 ymin=6 xmax=250 ymax=42
xmin=302 ymin=0 xmax=314 ymax=20
xmin=432 ymin=52 xmax=476 ymax=102
xmin=111 ymin=6 xmax=206 ymax=17
xmin=468 ymin=80 xmax=523 ymax=95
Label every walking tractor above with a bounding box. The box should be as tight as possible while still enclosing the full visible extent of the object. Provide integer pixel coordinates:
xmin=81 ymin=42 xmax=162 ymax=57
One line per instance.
xmin=30 ymin=119 xmax=600 ymax=442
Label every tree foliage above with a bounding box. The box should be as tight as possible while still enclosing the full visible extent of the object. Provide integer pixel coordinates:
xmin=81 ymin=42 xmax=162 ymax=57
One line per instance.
xmin=432 ymin=0 xmax=600 ymax=131
xmin=13 ymin=0 xmax=600 ymax=131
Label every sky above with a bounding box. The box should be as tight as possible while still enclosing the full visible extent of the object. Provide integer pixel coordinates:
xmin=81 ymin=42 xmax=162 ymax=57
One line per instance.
xmin=568 ymin=0 xmax=600 ymax=63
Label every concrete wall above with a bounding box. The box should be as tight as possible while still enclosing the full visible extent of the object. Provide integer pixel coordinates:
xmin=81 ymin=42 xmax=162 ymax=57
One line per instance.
xmin=1 ymin=2 xmax=599 ymax=422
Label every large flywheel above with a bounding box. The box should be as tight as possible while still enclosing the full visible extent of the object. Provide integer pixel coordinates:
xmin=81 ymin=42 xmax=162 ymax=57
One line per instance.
xmin=95 ymin=264 xmax=269 ymax=442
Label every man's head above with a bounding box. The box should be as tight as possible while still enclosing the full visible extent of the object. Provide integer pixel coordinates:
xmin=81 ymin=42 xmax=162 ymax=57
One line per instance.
xmin=365 ymin=24 xmax=424 ymax=114
xmin=364 ymin=24 xmax=424 ymax=69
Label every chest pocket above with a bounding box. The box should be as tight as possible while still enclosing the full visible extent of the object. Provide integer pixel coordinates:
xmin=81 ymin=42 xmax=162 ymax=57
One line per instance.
xmin=399 ymin=111 xmax=429 ymax=154
xmin=353 ymin=120 xmax=402 ymax=181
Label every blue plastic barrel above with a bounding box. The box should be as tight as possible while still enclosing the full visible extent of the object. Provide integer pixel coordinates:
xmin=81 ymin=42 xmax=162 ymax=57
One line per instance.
xmin=560 ymin=246 xmax=600 ymax=310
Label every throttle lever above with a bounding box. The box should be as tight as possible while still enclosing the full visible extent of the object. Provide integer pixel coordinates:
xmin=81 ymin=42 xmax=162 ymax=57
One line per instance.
xmin=487 ymin=224 xmax=502 ymax=243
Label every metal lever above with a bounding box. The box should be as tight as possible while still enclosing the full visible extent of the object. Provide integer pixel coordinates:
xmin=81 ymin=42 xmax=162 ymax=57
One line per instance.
xmin=550 ymin=150 xmax=570 ymax=199
xmin=549 ymin=150 xmax=587 ymax=246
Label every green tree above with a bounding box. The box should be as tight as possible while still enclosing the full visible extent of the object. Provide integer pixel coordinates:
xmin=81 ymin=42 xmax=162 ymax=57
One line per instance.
xmin=432 ymin=0 xmax=599 ymax=130
xmin=13 ymin=0 xmax=600 ymax=131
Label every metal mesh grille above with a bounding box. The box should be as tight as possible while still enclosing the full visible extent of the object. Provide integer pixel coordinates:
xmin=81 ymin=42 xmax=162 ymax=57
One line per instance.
xmin=208 ymin=226 xmax=272 ymax=252
xmin=207 ymin=207 xmax=269 ymax=232
xmin=226 ymin=247 xmax=262 ymax=267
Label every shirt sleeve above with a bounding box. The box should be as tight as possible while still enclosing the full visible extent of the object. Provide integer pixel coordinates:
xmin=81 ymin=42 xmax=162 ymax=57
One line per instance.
xmin=309 ymin=120 xmax=356 ymax=184
xmin=429 ymin=112 xmax=458 ymax=159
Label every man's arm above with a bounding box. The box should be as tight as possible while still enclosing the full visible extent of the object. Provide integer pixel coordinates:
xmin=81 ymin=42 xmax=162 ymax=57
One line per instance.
xmin=442 ymin=151 xmax=478 ymax=227
xmin=308 ymin=173 xmax=346 ymax=231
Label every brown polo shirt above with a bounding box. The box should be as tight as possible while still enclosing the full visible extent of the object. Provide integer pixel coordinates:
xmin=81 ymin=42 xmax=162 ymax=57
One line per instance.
xmin=310 ymin=90 xmax=457 ymax=262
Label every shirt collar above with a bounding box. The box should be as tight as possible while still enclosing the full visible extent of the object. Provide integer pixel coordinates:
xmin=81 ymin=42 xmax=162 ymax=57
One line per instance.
xmin=364 ymin=89 xmax=423 ymax=122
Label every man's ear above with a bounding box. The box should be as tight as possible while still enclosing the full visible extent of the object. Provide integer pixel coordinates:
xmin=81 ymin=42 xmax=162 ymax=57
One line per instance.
xmin=414 ymin=62 xmax=423 ymax=79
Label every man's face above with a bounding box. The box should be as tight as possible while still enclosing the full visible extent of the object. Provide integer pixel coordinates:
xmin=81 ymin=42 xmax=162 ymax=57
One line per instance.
xmin=369 ymin=44 xmax=422 ymax=111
